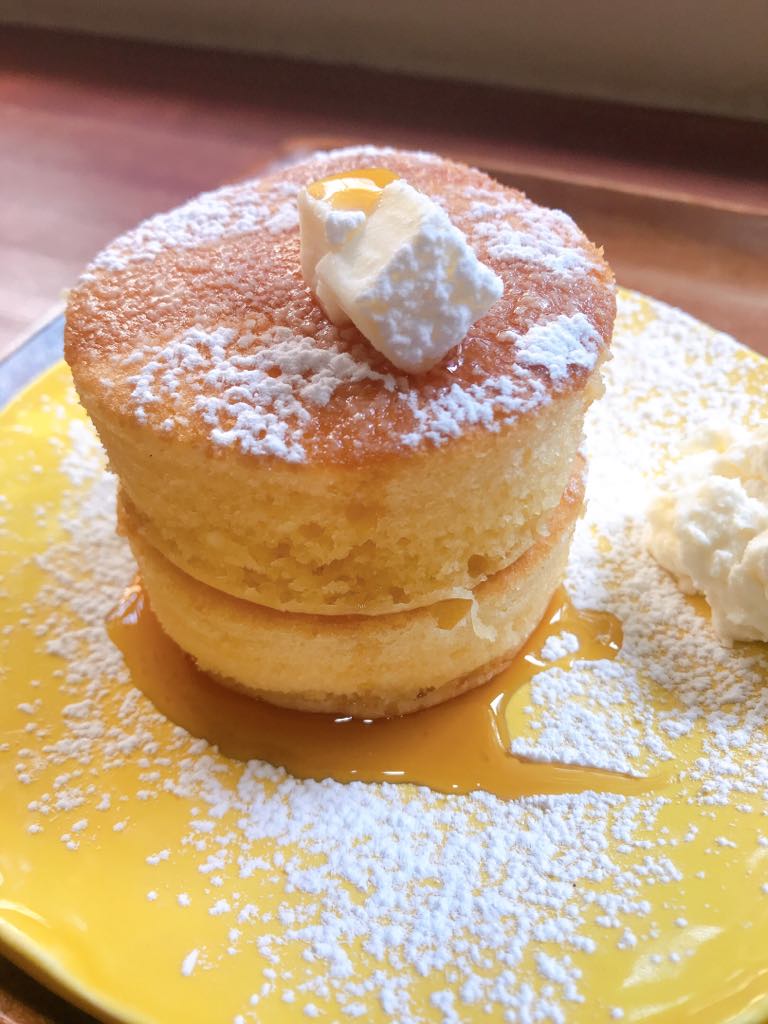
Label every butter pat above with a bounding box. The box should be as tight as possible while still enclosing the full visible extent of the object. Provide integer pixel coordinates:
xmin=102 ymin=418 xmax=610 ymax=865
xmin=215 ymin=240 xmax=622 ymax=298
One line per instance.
xmin=646 ymin=426 xmax=768 ymax=644
xmin=298 ymin=175 xmax=503 ymax=373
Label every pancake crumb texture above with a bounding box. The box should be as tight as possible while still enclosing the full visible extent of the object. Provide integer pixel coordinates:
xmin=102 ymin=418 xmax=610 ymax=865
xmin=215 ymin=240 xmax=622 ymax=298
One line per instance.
xmin=111 ymin=387 xmax=591 ymax=614
xmin=123 ymin=470 xmax=583 ymax=717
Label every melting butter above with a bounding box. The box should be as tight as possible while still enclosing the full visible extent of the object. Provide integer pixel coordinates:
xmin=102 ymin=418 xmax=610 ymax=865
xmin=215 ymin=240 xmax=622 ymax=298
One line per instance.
xmin=307 ymin=167 xmax=399 ymax=214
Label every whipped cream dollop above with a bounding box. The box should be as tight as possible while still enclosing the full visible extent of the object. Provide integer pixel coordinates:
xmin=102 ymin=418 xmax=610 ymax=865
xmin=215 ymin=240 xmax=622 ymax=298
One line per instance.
xmin=646 ymin=426 xmax=768 ymax=644
xmin=298 ymin=168 xmax=503 ymax=373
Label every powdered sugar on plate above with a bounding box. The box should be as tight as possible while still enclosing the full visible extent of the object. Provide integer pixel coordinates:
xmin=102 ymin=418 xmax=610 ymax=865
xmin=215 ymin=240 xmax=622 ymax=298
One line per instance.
xmin=2 ymin=290 xmax=768 ymax=1023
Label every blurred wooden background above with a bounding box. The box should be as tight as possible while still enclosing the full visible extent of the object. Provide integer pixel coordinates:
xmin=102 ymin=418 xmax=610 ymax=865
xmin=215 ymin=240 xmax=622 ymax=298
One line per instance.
xmin=4 ymin=0 xmax=768 ymax=121
xmin=1 ymin=25 xmax=767 ymax=363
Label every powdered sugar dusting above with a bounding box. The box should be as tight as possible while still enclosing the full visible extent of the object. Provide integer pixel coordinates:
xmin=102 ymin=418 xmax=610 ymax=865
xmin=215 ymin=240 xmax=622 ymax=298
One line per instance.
xmin=503 ymin=312 xmax=602 ymax=383
xmin=468 ymin=189 xmax=598 ymax=277
xmin=84 ymin=180 xmax=301 ymax=279
xmin=510 ymin=658 xmax=672 ymax=776
xmin=125 ymin=323 xmax=396 ymax=462
xmin=3 ymin=291 xmax=768 ymax=1022
xmin=122 ymin=312 xmax=600 ymax=460
xmin=541 ymin=630 xmax=580 ymax=661
xmin=83 ymin=148 xmax=442 ymax=278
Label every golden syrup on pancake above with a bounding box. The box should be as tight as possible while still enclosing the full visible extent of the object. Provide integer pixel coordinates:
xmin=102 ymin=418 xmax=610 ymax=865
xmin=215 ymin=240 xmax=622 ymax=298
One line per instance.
xmin=307 ymin=167 xmax=399 ymax=214
xmin=108 ymin=583 xmax=652 ymax=799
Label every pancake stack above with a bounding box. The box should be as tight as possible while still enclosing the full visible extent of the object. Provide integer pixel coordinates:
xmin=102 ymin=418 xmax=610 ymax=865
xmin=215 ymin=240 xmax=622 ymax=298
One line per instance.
xmin=65 ymin=146 xmax=615 ymax=717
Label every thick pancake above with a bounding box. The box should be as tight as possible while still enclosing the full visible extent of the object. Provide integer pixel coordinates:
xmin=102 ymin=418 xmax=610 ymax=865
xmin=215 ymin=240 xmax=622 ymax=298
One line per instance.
xmin=122 ymin=468 xmax=585 ymax=717
xmin=66 ymin=146 xmax=614 ymax=614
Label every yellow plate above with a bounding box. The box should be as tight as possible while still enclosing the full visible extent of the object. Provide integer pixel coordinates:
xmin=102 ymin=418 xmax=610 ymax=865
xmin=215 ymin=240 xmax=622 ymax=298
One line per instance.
xmin=1 ymin=289 xmax=768 ymax=1024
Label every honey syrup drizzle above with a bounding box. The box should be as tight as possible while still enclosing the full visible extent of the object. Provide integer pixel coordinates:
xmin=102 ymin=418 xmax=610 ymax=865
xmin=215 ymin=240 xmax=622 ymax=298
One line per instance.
xmin=107 ymin=584 xmax=651 ymax=800
xmin=307 ymin=167 xmax=399 ymax=214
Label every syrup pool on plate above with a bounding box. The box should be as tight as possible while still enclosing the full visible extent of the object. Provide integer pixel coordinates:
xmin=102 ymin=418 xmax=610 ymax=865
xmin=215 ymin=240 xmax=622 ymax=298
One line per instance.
xmin=108 ymin=582 xmax=653 ymax=800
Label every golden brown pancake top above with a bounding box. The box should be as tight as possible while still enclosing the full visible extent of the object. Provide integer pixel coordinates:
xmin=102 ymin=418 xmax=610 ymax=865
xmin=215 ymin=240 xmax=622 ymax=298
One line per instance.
xmin=65 ymin=147 xmax=615 ymax=465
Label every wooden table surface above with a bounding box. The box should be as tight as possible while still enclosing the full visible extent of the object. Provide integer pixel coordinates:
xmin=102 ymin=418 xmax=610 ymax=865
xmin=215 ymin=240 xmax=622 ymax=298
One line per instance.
xmin=1 ymin=22 xmax=768 ymax=1024
xmin=2 ymin=25 xmax=767 ymax=360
